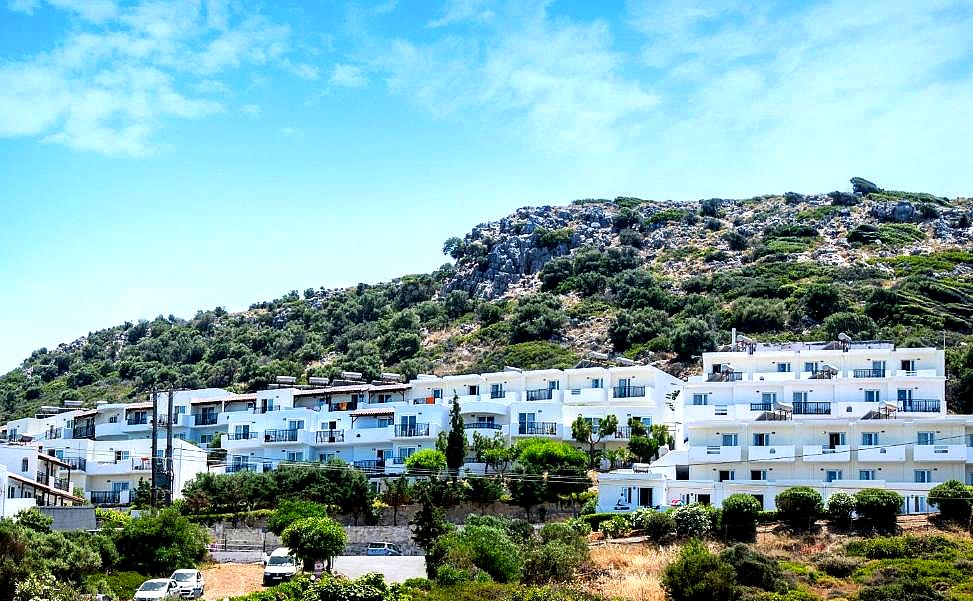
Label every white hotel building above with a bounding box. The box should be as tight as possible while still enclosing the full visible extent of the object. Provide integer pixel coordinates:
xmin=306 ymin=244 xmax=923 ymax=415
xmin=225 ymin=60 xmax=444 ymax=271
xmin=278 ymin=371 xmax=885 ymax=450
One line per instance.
xmin=0 ymin=338 xmax=964 ymax=516
xmin=598 ymin=340 xmax=962 ymax=514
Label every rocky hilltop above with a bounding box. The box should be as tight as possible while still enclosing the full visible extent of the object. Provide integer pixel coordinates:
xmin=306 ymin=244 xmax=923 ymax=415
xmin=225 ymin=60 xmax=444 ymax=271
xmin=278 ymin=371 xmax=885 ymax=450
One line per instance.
xmin=2 ymin=177 xmax=972 ymax=421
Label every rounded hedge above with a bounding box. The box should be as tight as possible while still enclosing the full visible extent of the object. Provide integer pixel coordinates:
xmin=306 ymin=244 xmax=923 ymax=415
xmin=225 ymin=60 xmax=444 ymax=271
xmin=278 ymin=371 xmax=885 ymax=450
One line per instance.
xmin=853 ymin=489 xmax=902 ymax=531
xmin=775 ymin=487 xmax=823 ymax=531
xmin=721 ymin=494 xmax=762 ymax=541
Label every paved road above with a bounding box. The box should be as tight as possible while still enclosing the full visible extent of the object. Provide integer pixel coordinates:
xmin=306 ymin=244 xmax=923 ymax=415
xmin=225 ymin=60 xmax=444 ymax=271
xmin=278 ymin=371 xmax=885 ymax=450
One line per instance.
xmin=332 ymin=556 xmax=427 ymax=583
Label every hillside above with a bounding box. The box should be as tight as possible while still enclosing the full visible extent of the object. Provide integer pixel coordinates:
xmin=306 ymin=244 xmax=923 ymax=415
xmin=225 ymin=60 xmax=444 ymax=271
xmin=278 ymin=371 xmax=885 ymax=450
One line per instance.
xmin=3 ymin=177 xmax=973 ymax=422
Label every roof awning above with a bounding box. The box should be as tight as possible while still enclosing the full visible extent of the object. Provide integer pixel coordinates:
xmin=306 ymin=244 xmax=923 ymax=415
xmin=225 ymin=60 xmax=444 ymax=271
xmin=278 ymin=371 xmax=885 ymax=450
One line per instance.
xmin=368 ymin=384 xmax=409 ymax=393
xmin=9 ymin=473 xmax=85 ymax=502
xmin=350 ymin=407 xmax=395 ymax=417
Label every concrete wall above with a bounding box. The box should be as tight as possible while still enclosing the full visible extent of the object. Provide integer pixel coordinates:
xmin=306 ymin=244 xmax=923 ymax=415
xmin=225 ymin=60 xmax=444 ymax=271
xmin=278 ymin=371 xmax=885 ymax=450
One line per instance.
xmin=38 ymin=506 xmax=96 ymax=531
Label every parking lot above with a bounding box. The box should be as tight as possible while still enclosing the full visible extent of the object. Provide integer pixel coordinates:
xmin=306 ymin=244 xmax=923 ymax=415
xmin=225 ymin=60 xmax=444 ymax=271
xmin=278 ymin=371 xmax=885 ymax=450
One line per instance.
xmin=201 ymin=557 xmax=426 ymax=599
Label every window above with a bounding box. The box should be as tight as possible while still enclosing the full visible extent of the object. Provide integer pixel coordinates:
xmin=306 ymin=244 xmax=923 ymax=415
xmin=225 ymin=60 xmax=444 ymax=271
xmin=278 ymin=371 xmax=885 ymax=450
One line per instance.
xmin=112 ymin=482 xmax=130 ymax=492
xmin=288 ymin=420 xmax=304 ymax=430
xmin=864 ymin=390 xmax=881 ymax=402
xmin=751 ymin=470 xmax=767 ymax=481
xmin=721 ymin=433 xmax=739 ymax=447
xmin=861 ymin=432 xmax=880 ymax=446
xmin=752 ymin=433 xmax=771 ymax=447
xmin=115 ymin=450 xmax=130 ymax=461
xmin=286 ymin=451 xmax=304 ymax=462
xmin=618 ymin=378 xmax=631 ymax=388
xmin=827 ymin=432 xmax=847 ymax=448
xmin=825 ymin=470 xmax=842 ymax=482
xmin=398 ymin=447 xmax=417 ymax=460
xmin=968 ymin=473 xmax=973 ymax=486
xmin=761 ymin=392 xmax=777 ymax=404
xmin=375 ymin=394 xmax=392 ymax=403
xmin=859 ymin=470 xmax=876 ymax=481
xmin=968 ymin=434 xmax=973 ymax=448
xmin=714 ymin=405 xmax=728 ymax=416
xmin=432 ymin=389 xmax=443 ymax=399
xmin=20 ymin=458 xmax=28 ymax=472
xmin=108 ymin=415 xmax=118 ymax=423
xmin=199 ymin=434 xmax=213 ymax=444
xmin=897 ymin=389 xmax=913 ymax=402
xmin=584 ymin=417 xmax=601 ymax=432
xmin=692 ymin=393 xmax=709 ymax=406
xmin=901 ymin=359 xmax=916 ymax=372
xmin=915 ymin=470 xmax=932 ymax=483
xmin=718 ymin=470 xmax=735 ymax=482
xmin=804 ymin=362 xmax=819 ymax=373
xmin=591 ymin=378 xmax=603 ymax=389
xmin=548 ymin=380 xmax=560 ymax=391
xmin=490 ymin=384 xmax=504 ymax=399
xmin=917 ymin=432 xmax=935 ymax=446
xmin=319 ymin=453 xmax=335 ymax=463
xmin=467 ymin=385 xmax=479 ymax=396
xmin=777 ymin=363 xmax=791 ymax=373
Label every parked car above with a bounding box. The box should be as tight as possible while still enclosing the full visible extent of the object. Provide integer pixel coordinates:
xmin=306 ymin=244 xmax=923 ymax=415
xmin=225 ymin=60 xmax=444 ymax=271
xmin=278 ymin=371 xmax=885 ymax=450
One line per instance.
xmin=133 ymin=579 xmax=180 ymax=601
xmin=366 ymin=542 xmax=402 ymax=556
xmin=263 ymin=547 xmax=299 ymax=586
xmin=169 ymin=569 xmax=205 ymax=598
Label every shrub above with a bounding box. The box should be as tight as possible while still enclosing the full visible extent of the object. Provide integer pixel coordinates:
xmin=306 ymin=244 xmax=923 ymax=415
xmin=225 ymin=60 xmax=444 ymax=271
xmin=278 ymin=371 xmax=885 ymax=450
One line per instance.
xmin=825 ymin=493 xmax=856 ymax=530
xmin=757 ymin=511 xmax=778 ymax=524
xmin=579 ymin=513 xmax=617 ymax=532
xmin=671 ymin=318 xmax=717 ymax=360
xmin=113 ymin=508 xmax=208 ymax=576
xmin=535 ymin=227 xmax=574 ymax=248
xmin=431 ymin=525 xmax=523 ymax=583
xmin=800 ymin=284 xmax=848 ymax=321
xmin=854 ymin=488 xmax=902 ymax=531
xmin=600 ymin=516 xmax=630 ymax=539
xmin=814 ymin=553 xmax=860 ymax=578
xmin=723 ymin=230 xmax=749 ymax=251
xmin=719 ymin=543 xmax=784 ymax=591
xmin=674 ymin=505 xmax=714 ymax=539
xmin=721 ymin=494 xmax=761 ymax=542
xmin=845 ymin=535 xmax=957 ymax=559
xmin=822 ymin=312 xmax=878 ymax=341
xmin=630 ymin=508 xmax=675 ymax=544
xmin=619 ymin=228 xmax=644 ymax=248
xmin=267 ymin=500 xmax=329 ymax=535
xmin=280 ymin=517 xmax=346 ymax=571
xmin=857 ymin=580 xmax=947 ymax=601
xmin=405 ymin=449 xmax=447 ymax=474
xmin=16 ymin=508 xmax=53 ymax=533
xmin=510 ymin=294 xmax=567 ymax=343
xmin=774 ymin=487 xmax=823 ymax=531
xmin=928 ymin=480 xmax=973 ymax=524
xmin=729 ymin=298 xmax=788 ymax=332
xmin=525 ymin=525 xmax=589 ymax=584
xmin=85 ymin=571 xmax=146 ymax=601
xmin=662 ymin=539 xmax=738 ymax=601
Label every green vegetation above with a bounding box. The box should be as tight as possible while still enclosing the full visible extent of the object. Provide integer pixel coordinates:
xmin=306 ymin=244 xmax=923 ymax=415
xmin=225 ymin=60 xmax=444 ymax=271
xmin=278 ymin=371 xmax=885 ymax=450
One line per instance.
xmin=266 ymin=500 xmax=330 ymax=535
xmin=534 ymin=227 xmax=574 ymax=248
xmin=280 ymin=516 xmax=346 ymax=571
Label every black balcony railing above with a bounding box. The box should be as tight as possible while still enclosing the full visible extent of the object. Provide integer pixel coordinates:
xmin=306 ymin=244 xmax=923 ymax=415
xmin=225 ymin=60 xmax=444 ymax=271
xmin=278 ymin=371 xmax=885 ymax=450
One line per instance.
xmin=464 ymin=422 xmax=502 ymax=430
xmin=897 ymin=399 xmax=940 ymax=413
xmin=226 ymin=463 xmax=257 ymax=473
xmin=854 ymin=369 xmax=886 ymax=378
xmin=793 ymin=402 xmax=832 ymax=415
xmin=64 ymin=457 xmax=86 ymax=471
xmin=394 ymin=423 xmax=430 ymax=437
xmin=197 ymin=413 xmax=219 ymax=426
xmin=264 ymin=429 xmax=300 ymax=443
xmin=613 ymin=385 xmax=646 ymax=399
xmin=226 ymin=432 xmax=257 ymax=441
xmin=526 ymin=388 xmax=553 ymax=401
xmin=90 ymin=491 xmax=121 ymax=505
xmin=490 ymin=390 xmax=505 ymax=399
xmin=126 ymin=415 xmax=148 ymax=426
xmin=613 ymin=427 xmax=632 ymax=439
xmin=53 ymin=477 xmax=70 ymax=491
xmin=41 ymin=428 xmax=63 ymax=440
xmin=315 ymin=430 xmax=345 ymax=443
xmin=353 ymin=459 xmax=385 ymax=471
xmin=707 ymin=372 xmax=743 ymax=382
xmin=750 ymin=402 xmax=773 ymax=412
xmin=518 ymin=422 xmax=559 ymax=436
xmin=36 ymin=472 xmax=50 ymax=486
xmin=72 ymin=425 xmax=95 ymax=439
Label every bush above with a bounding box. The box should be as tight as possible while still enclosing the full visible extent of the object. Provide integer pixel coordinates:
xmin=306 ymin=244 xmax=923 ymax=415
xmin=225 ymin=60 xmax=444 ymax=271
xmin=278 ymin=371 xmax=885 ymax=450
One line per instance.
xmin=814 ymin=553 xmax=860 ymax=578
xmin=280 ymin=516 xmax=346 ymax=571
xmin=630 ymin=508 xmax=675 ymax=544
xmin=85 ymin=571 xmax=146 ymax=601
xmin=113 ymin=509 xmax=208 ymax=576
xmin=719 ymin=543 xmax=784 ymax=591
xmin=800 ymin=284 xmax=848 ymax=321
xmin=267 ymin=500 xmax=329 ymax=535
xmin=774 ymin=487 xmax=823 ymax=531
xmin=510 ymin=294 xmax=567 ymax=343
xmin=671 ymin=318 xmax=717 ymax=360
xmin=662 ymin=539 xmax=738 ymax=601
xmin=928 ymin=480 xmax=973 ymax=524
xmin=723 ymin=230 xmax=749 ymax=251
xmin=431 ymin=525 xmax=523 ymax=584
xmin=721 ymin=494 xmax=761 ymax=541
xmin=674 ymin=505 xmax=714 ymax=539
xmin=845 ymin=535 xmax=957 ymax=559
xmin=600 ymin=516 xmax=630 ymax=539
xmin=822 ymin=312 xmax=878 ymax=341
xmin=854 ymin=488 xmax=902 ymax=531
xmin=525 ymin=524 xmax=589 ymax=584
xmin=16 ymin=508 xmax=53 ymax=533
xmin=825 ymin=493 xmax=856 ymax=530
xmin=405 ymin=449 xmax=447 ymax=474
xmin=857 ymin=580 xmax=947 ymax=601
xmin=578 ymin=513 xmax=617 ymax=532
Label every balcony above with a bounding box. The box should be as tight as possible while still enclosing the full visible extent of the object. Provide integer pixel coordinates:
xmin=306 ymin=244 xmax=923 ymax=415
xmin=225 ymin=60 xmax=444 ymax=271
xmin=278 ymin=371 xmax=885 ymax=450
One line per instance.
xmin=612 ymin=427 xmax=633 ymax=440
xmin=264 ymin=429 xmax=300 ymax=443
xmin=315 ymin=430 xmax=345 ymax=444
xmin=526 ymin=388 xmax=553 ymax=401
xmin=688 ymin=445 xmax=742 ymax=463
xmin=748 ymin=445 xmax=796 ymax=462
xmin=72 ymin=425 xmax=95 ymax=439
xmin=464 ymin=422 xmax=502 ymax=431
xmin=793 ymin=402 xmax=831 ymax=415
xmin=226 ymin=432 xmax=257 ymax=441
xmin=53 ymin=477 xmax=70 ymax=491
xmin=489 ymin=389 xmax=507 ymax=400
xmin=914 ymin=444 xmax=966 ymax=462
xmin=707 ymin=372 xmax=743 ymax=382
xmin=896 ymin=399 xmax=941 ymax=413
xmin=516 ymin=422 xmax=560 ymax=436
xmin=750 ymin=402 xmax=773 ymax=412
xmin=226 ymin=463 xmax=258 ymax=473
xmin=895 ymin=368 xmax=938 ymax=377
xmin=196 ymin=413 xmax=219 ymax=426
xmin=353 ymin=459 xmax=386 ymax=471
xmin=853 ymin=369 xmax=886 ymax=378
xmin=89 ymin=491 xmax=121 ymax=505
xmin=802 ymin=445 xmax=851 ymax=462
xmin=126 ymin=415 xmax=148 ymax=426
xmin=64 ymin=457 xmax=86 ymax=471
xmin=394 ymin=423 xmax=431 ymax=438
xmin=36 ymin=472 xmax=50 ymax=486
xmin=858 ymin=445 xmax=906 ymax=462
xmin=613 ymin=385 xmax=646 ymax=399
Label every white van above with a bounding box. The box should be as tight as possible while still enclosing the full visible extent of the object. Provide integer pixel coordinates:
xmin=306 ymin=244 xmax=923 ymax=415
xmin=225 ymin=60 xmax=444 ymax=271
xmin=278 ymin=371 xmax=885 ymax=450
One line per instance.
xmin=263 ymin=547 xmax=299 ymax=587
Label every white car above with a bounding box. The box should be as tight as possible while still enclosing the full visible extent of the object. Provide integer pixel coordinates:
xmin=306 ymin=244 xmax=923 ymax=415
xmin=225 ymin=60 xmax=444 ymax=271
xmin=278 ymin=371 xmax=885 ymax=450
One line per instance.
xmin=263 ymin=547 xmax=299 ymax=586
xmin=169 ymin=569 xmax=205 ymax=598
xmin=133 ymin=579 xmax=180 ymax=601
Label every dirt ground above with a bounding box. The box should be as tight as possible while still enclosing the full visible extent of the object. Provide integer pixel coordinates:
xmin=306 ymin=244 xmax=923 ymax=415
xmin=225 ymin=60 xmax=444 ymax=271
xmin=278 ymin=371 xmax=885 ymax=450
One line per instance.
xmin=201 ymin=563 xmax=264 ymax=600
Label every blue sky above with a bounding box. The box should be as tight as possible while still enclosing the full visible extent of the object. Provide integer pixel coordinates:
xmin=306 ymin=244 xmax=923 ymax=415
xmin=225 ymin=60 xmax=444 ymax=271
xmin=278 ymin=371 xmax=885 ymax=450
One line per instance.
xmin=1 ymin=0 xmax=972 ymax=371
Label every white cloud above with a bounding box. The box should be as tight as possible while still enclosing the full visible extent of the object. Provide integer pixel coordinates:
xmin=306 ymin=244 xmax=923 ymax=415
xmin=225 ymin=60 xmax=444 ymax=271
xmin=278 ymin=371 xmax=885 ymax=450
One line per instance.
xmin=285 ymin=61 xmax=320 ymax=80
xmin=240 ymin=103 xmax=260 ymax=116
xmin=0 ymin=1 xmax=303 ymax=156
xmin=428 ymin=0 xmax=494 ymax=28
xmin=330 ymin=63 xmax=367 ymax=88
xmin=280 ymin=125 xmax=298 ymax=135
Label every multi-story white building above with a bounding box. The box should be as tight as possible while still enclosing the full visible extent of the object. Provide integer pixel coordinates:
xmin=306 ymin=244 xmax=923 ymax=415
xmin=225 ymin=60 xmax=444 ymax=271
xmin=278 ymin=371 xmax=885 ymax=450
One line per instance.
xmin=598 ymin=339 xmax=958 ymax=514
xmin=0 ymin=442 xmax=84 ymax=512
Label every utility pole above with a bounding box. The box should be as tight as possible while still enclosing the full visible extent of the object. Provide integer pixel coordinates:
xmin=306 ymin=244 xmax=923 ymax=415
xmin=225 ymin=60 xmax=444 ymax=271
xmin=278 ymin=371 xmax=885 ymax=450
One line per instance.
xmin=150 ymin=390 xmax=158 ymax=510
xmin=165 ymin=389 xmax=174 ymax=505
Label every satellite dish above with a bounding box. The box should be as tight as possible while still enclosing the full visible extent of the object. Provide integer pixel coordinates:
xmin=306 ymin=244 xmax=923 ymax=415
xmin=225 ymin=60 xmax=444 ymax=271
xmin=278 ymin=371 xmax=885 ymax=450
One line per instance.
xmin=838 ymin=332 xmax=852 ymax=342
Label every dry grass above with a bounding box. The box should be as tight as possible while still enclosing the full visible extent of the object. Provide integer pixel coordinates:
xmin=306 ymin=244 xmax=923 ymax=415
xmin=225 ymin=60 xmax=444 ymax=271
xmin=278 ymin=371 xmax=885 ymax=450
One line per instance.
xmin=585 ymin=543 xmax=681 ymax=601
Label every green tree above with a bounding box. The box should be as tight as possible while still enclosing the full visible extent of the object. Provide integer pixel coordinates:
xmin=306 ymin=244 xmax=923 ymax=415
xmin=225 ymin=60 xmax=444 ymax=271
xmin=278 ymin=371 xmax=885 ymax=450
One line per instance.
xmin=801 ymin=284 xmax=848 ymax=321
xmin=430 ymin=524 xmax=523 ymax=583
xmin=929 ymin=480 xmax=973 ymax=524
xmin=822 ymin=312 xmax=878 ymax=340
xmin=826 ymin=492 xmax=856 ymax=530
xmin=445 ymin=393 xmax=465 ymax=476
xmin=381 ymin=476 xmax=412 ymax=526
xmin=280 ymin=516 xmax=346 ymax=573
xmin=672 ymin=318 xmax=717 ymax=359
xmin=405 ymin=449 xmax=447 ymax=475
xmin=628 ymin=421 xmax=675 ymax=463
xmin=508 ymin=465 xmax=547 ymax=522
xmin=410 ymin=479 xmax=454 ymax=554
xmin=775 ymin=487 xmax=823 ymax=531
xmin=113 ymin=509 xmax=208 ymax=575
xmin=130 ymin=478 xmax=152 ymax=509
xmin=267 ymin=500 xmax=330 ymax=535
xmin=571 ymin=414 xmax=618 ymax=468
xmin=465 ymin=476 xmax=505 ymax=514
xmin=15 ymin=507 xmax=53 ymax=533
xmin=510 ymin=294 xmax=567 ymax=342
xmin=662 ymin=539 xmax=739 ymax=601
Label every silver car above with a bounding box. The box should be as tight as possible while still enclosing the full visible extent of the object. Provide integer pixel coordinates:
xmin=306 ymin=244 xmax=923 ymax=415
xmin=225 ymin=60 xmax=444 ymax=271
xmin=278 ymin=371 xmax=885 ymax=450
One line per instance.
xmin=169 ymin=569 xmax=205 ymax=598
